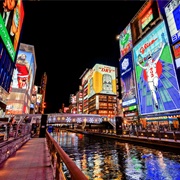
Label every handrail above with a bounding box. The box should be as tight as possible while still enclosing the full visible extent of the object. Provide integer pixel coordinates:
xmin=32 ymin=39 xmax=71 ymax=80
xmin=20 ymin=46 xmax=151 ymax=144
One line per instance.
xmin=46 ymin=130 xmax=88 ymax=180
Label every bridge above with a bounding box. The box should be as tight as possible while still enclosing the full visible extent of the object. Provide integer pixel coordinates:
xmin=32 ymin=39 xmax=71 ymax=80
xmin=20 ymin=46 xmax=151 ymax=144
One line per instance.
xmin=11 ymin=113 xmax=117 ymax=128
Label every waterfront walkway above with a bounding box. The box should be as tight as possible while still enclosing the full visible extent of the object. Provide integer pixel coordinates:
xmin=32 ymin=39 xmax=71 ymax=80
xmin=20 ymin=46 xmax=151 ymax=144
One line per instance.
xmin=0 ymin=137 xmax=54 ymax=180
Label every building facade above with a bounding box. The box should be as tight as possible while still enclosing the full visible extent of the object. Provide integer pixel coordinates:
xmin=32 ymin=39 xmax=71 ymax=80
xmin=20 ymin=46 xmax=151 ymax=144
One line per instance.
xmin=6 ymin=43 xmax=37 ymax=115
xmin=76 ymin=64 xmax=119 ymax=117
xmin=0 ymin=0 xmax=24 ymax=117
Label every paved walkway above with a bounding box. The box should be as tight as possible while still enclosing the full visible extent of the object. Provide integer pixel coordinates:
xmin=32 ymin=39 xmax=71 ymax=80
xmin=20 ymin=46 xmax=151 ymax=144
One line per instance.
xmin=0 ymin=137 xmax=54 ymax=180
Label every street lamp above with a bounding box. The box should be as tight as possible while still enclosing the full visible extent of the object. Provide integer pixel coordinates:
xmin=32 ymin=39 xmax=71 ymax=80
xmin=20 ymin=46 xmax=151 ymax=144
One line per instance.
xmin=116 ymin=34 xmax=120 ymax=40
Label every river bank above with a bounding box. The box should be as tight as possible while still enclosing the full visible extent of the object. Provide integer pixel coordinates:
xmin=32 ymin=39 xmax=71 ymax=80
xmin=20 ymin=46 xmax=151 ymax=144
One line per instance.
xmin=67 ymin=129 xmax=180 ymax=152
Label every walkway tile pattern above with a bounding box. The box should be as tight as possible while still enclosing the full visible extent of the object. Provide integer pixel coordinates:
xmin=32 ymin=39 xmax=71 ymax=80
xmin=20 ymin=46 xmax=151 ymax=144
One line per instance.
xmin=0 ymin=138 xmax=54 ymax=180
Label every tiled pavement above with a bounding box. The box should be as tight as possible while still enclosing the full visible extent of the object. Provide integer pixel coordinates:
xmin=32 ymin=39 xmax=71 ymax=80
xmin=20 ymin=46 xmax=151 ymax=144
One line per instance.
xmin=0 ymin=137 xmax=54 ymax=180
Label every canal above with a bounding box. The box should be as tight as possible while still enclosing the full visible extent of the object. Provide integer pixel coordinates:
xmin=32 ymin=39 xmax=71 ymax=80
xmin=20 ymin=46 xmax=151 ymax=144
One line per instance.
xmin=52 ymin=130 xmax=180 ymax=180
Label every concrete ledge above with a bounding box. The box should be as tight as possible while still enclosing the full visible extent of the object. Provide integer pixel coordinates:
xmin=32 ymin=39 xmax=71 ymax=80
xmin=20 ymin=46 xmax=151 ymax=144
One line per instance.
xmin=68 ymin=129 xmax=180 ymax=151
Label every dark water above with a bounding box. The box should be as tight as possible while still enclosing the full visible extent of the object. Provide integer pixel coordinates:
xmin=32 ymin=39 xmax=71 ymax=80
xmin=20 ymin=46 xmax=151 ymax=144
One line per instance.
xmin=53 ymin=131 xmax=180 ymax=180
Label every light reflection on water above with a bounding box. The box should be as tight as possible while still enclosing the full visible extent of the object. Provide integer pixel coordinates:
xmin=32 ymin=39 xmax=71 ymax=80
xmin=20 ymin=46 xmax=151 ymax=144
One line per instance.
xmin=53 ymin=131 xmax=180 ymax=180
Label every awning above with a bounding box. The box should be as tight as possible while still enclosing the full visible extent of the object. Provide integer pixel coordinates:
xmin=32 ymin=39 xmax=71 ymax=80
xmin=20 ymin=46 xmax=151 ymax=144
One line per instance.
xmin=146 ymin=118 xmax=178 ymax=122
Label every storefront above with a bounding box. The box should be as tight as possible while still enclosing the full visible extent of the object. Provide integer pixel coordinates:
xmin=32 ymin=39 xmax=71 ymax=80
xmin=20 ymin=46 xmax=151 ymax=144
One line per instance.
xmin=145 ymin=117 xmax=179 ymax=131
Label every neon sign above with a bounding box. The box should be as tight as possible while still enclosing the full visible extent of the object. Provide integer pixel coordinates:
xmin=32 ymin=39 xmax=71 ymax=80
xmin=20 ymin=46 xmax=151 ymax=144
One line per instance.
xmin=141 ymin=8 xmax=153 ymax=29
xmin=173 ymin=41 xmax=180 ymax=69
xmin=165 ymin=0 xmax=180 ymax=44
xmin=119 ymin=24 xmax=133 ymax=59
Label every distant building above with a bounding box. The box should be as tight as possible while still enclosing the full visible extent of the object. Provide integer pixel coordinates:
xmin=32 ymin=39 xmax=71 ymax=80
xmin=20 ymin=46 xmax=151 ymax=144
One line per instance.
xmin=76 ymin=63 xmax=119 ymax=117
xmin=39 ymin=72 xmax=47 ymax=114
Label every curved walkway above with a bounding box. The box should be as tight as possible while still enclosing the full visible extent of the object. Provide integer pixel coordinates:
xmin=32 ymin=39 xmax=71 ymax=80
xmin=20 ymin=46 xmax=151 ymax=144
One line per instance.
xmin=0 ymin=137 xmax=54 ymax=180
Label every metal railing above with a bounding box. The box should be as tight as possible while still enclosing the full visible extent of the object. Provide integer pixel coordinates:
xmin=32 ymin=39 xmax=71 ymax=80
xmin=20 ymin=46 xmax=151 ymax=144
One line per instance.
xmin=46 ymin=130 xmax=88 ymax=180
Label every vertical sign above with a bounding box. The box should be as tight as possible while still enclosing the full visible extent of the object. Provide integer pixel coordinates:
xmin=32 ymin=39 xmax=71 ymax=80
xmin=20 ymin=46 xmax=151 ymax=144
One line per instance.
xmin=119 ymin=51 xmax=137 ymax=107
xmin=172 ymin=41 xmax=180 ymax=69
xmin=119 ymin=24 xmax=133 ymax=58
xmin=164 ymin=0 xmax=180 ymax=44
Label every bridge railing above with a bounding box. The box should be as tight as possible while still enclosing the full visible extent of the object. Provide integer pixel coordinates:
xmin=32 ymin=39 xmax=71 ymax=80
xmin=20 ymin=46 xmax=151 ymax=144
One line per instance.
xmin=46 ymin=130 xmax=88 ymax=180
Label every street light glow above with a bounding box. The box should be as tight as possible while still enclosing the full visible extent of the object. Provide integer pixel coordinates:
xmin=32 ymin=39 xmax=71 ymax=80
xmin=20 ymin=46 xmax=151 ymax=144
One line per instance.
xmin=116 ymin=35 xmax=120 ymax=40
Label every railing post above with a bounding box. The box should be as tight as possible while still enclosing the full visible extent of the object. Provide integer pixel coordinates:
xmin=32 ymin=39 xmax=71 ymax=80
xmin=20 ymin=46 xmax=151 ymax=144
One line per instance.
xmin=173 ymin=131 xmax=177 ymax=142
xmin=136 ymin=131 xmax=139 ymax=137
xmin=158 ymin=131 xmax=161 ymax=140
xmin=46 ymin=130 xmax=88 ymax=180
xmin=146 ymin=129 xmax=149 ymax=139
xmin=56 ymin=153 xmax=65 ymax=180
xmin=56 ymin=153 xmax=60 ymax=180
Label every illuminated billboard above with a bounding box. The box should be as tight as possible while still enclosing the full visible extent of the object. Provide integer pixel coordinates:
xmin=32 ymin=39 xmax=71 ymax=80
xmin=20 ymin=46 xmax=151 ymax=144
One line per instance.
xmin=164 ymin=0 xmax=180 ymax=44
xmin=32 ymin=85 xmax=38 ymax=96
xmin=172 ymin=41 xmax=180 ymax=69
xmin=0 ymin=15 xmax=15 ymax=61
xmin=31 ymin=95 xmax=37 ymax=104
xmin=131 ymin=0 xmax=161 ymax=45
xmin=37 ymin=94 xmax=42 ymax=104
xmin=133 ymin=21 xmax=180 ymax=115
xmin=119 ymin=24 xmax=133 ymax=59
xmin=88 ymin=64 xmax=116 ymax=98
xmin=6 ymin=44 xmax=36 ymax=114
xmin=30 ymin=104 xmax=34 ymax=109
xmin=31 ymin=85 xmax=38 ymax=104
xmin=11 ymin=50 xmax=35 ymax=97
xmin=0 ymin=38 xmax=14 ymax=92
xmin=119 ymin=51 xmax=137 ymax=107
xmin=6 ymin=92 xmax=25 ymax=114
xmin=141 ymin=8 xmax=153 ymax=30
xmin=0 ymin=0 xmax=24 ymax=61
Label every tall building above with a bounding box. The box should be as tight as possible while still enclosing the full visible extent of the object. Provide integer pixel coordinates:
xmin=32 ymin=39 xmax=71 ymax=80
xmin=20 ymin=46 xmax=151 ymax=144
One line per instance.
xmin=88 ymin=64 xmax=118 ymax=117
xmin=79 ymin=68 xmax=93 ymax=114
xmin=39 ymin=72 xmax=47 ymax=114
xmin=118 ymin=0 xmax=180 ymax=131
xmin=6 ymin=43 xmax=37 ymax=115
xmin=76 ymin=86 xmax=83 ymax=114
xmin=30 ymin=85 xmax=38 ymax=114
xmin=0 ymin=0 xmax=24 ymax=117
xmin=78 ymin=63 xmax=118 ymax=117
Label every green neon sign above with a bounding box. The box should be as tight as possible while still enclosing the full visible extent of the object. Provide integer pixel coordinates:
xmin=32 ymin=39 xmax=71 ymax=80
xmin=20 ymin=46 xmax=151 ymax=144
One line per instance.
xmin=0 ymin=15 xmax=15 ymax=62
xmin=120 ymin=33 xmax=130 ymax=48
xmin=129 ymin=105 xmax=137 ymax=111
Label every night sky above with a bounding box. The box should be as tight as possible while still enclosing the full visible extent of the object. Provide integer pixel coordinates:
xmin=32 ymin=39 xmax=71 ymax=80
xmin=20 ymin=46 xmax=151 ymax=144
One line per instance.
xmin=20 ymin=1 xmax=145 ymax=113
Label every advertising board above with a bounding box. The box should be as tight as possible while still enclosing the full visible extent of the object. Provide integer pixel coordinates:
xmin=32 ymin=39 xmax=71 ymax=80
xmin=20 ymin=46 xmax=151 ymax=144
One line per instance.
xmin=88 ymin=64 xmax=116 ymax=98
xmin=133 ymin=21 xmax=180 ymax=115
xmin=119 ymin=51 xmax=137 ymax=107
xmin=172 ymin=41 xmax=180 ymax=69
xmin=6 ymin=92 xmax=24 ymax=114
xmin=0 ymin=37 xmax=14 ymax=92
xmin=164 ymin=0 xmax=180 ymax=44
xmin=0 ymin=0 xmax=24 ymax=61
xmin=131 ymin=0 xmax=161 ymax=45
xmin=37 ymin=94 xmax=42 ymax=105
xmin=31 ymin=85 xmax=38 ymax=104
xmin=11 ymin=50 xmax=35 ymax=97
xmin=119 ymin=24 xmax=133 ymax=59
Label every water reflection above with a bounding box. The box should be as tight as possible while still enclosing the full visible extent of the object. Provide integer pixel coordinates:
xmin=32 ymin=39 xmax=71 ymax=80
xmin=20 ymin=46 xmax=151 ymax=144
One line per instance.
xmin=53 ymin=131 xmax=180 ymax=180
